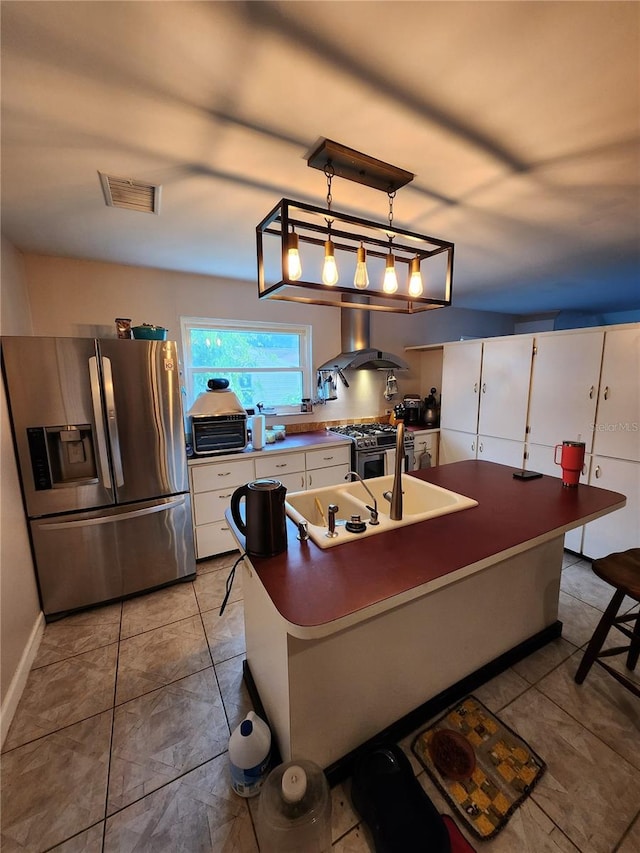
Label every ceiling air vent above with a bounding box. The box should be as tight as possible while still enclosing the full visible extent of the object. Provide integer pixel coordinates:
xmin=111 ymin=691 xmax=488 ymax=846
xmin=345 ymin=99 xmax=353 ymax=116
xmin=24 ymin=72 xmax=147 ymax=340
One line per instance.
xmin=98 ymin=172 xmax=161 ymax=214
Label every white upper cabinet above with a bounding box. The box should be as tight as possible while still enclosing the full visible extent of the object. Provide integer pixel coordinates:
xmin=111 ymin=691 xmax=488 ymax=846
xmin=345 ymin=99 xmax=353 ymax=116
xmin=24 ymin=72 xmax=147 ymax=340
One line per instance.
xmin=527 ymin=331 xmax=604 ymax=450
xmin=477 ymin=336 xmax=534 ymax=442
xmin=592 ymin=327 xmax=640 ymax=462
xmin=440 ymin=341 xmax=483 ymax=433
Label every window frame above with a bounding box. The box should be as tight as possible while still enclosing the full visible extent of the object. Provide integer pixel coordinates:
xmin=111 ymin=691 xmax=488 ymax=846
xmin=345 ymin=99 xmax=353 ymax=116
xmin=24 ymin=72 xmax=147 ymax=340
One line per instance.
xmin=180 ymin=316 xmax=313 ymax=414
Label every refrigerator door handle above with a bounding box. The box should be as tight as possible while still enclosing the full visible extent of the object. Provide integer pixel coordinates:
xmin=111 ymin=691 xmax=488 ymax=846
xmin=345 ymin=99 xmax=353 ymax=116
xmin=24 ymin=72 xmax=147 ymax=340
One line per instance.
xmin=88 ymin=356 xmax=112 ymax=489
xmin=40 ymin=496 xmax=187 ymax=530
xmin=101 ymin=356 xmax=125 ymax=487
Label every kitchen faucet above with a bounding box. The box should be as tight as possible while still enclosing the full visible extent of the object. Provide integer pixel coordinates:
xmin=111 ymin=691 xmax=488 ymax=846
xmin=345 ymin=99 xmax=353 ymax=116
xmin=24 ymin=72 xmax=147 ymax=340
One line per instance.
xmin=345 ymin=472 xmax=379 ymax=525
xmin=387 ymin=418 xmax=404 ymax=521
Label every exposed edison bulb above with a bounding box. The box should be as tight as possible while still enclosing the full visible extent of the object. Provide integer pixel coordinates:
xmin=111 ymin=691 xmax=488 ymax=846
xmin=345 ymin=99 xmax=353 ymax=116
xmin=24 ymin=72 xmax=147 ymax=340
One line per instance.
xmin=287 ymin=231 xmax=302 ymax=281
xmin=353 ymin=243 xmax=369 ymax=290
xmin=383 ymin=252 xmax=398 ymax=294
xmin=322 ymin=238 xmax=339 ymax=286
xmin=408 ymin=256 xmax=424 ymax=298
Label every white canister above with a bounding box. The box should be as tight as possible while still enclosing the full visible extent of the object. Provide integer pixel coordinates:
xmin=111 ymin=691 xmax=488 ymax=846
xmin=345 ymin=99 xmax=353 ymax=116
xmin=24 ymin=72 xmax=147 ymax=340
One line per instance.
xmin=252 ymin=414 xmax=265 ymax=450
xmin=229 ymin=711 xmax=271 ymax=797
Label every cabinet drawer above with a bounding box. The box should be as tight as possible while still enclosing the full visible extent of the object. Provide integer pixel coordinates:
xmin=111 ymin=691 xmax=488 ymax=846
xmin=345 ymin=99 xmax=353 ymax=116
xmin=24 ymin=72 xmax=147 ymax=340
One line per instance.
xmin=305 ymin=445 xmax=351 ymax=471
xmin=191 ymin=458 xmax=254 ymax=493
xmin=194 ymin=487 xmax=236 ymax=525
xmin=275 ymin=471 xmax=307 ymax=492
xmin=195 ymin=520 xmax=237 ymax=559
xmin=307 ymin=463 xmax=350 ymax=489
xmin=255 ymin=451 xmax=305 ymax=479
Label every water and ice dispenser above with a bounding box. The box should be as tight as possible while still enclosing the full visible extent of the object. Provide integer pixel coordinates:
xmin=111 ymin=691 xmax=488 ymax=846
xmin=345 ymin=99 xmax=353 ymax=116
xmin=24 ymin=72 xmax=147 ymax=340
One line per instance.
xmin=27 ymin=424 xmax=98 ymax=490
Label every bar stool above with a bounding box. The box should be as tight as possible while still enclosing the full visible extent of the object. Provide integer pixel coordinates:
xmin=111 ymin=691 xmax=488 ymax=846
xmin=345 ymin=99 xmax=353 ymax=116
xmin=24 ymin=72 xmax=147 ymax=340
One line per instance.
xmin=574 ymin=548 xmax=640 ymax=698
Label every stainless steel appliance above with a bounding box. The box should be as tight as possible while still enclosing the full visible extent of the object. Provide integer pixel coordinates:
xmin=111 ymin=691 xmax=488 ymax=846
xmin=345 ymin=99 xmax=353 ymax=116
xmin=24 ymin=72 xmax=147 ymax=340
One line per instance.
xmin=187 ymin=387 xmax=248 ymax=456
xmin=402 ymin=394 xmax=423 ymax=426
xmin=230 ymin=479 xmax=288 ymax=557
xmin=327 ymin=423 xmax=415 ymax=480
xmin=191 ymin=414 xmax=247 ymax=456
xmin=2 ymin=336 xmax=195 ymax=618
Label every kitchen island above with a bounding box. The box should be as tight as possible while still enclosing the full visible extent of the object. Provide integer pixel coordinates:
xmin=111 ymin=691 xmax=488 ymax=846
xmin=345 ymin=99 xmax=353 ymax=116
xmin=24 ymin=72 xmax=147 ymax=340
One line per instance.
xmin=226 ymin=460 xmax=625 ymax=780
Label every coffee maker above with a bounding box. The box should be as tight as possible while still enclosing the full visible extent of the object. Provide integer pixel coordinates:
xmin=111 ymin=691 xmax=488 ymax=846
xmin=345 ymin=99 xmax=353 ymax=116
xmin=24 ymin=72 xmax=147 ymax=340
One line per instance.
xmin=402 ymin=395 xmax=423 ymax=426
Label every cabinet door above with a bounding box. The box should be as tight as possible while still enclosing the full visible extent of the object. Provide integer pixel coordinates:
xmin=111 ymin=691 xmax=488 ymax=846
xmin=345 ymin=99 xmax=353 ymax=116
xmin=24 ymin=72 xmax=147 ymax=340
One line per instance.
xmin=527 ymin=331 xmax=604 ymax=451
xmin=478 ymin=336 xmax=534 ymax=442
xmin=582 ymin=456 xmax=639 ymax=559
xmin=439 ymin=429 xmax=477 ymax=464
xmin=307 ymin=464 xmax=350 ymax=489
xmin=440 ymin=342 xmax=483 ymax=433
xmin=412 ymin=431 xmax=438 ymax=468
xmin=593 ymin=327 xmax=640 ymax=462
xmin=276 ymin=471 xmax=307 ymax=492
xmin=195 ymin=521 xmax=238 ymax=559
xmin=194 ymin=486 xmax=237 ymax=525
xmin=477 ymin=435 xmax=525 ymax=468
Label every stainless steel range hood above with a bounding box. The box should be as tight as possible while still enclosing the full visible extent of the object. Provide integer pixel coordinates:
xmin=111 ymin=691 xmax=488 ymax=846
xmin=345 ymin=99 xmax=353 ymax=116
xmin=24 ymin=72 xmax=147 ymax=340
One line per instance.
xmin=317 ymin=296 xmax=409 ymax=371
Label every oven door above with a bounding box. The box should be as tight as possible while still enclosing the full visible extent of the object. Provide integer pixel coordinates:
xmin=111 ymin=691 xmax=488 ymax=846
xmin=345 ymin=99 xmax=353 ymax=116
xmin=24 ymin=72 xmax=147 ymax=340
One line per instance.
xmin=356 ymin=445 xmax=414 ymax=480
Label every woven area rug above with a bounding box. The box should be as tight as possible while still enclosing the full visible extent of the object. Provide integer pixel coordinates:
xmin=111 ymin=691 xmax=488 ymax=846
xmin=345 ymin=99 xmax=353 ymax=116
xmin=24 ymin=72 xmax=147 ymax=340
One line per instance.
xmin=412 ymin=695 xmax=546 ymax=841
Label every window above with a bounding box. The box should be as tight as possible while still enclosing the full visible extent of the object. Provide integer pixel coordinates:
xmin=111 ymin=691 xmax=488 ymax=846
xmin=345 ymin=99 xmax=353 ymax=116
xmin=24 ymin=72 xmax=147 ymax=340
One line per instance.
xmin=181 ymin=317 xmax=312 ymax=412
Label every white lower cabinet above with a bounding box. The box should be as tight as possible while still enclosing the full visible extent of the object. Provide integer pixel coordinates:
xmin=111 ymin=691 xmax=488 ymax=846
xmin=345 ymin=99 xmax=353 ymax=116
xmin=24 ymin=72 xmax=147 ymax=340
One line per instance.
xmin=439 ymin=429 xmax=477 ymax=464
xmin=190 ymin=458 xmax=255 ymax=559
xmin=581 ymin=456 xmax=640 ymax=559
xmin=477 ymin=435 xmax=525 ymax=468
xmin=305 ymin=445 xmax=351 ymax=489
xmin=411 ymin=430 xmax=439 ymax=469
xmin=190 ymin=441 xmax=351 ymax=558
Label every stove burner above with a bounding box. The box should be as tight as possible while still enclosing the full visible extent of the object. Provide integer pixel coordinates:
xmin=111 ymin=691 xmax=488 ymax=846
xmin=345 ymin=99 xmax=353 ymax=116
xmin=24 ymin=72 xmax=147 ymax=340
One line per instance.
xmin=328 ymin=422 xmax=414 ymax=451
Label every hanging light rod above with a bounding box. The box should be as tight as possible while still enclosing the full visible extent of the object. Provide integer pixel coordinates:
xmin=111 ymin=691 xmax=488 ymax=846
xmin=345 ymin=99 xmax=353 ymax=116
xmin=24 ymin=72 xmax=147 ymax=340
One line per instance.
xmin=307 ymin=139 xmax=414 ymax=193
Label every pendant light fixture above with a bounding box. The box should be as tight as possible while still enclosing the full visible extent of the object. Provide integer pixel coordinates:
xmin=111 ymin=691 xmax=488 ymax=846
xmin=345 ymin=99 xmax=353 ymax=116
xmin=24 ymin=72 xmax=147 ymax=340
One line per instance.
xmin=408 ymin=256 xmax=424 ymax=298
xmin=287 ymin=227 xmax=302 ymax=281
xmin=321 ymin=165 xmax=339 ymax=285
xmin=353 ymin=243 xmax=369 ymax=290
xmin=256 ymin=139 xmax=454 ymax=314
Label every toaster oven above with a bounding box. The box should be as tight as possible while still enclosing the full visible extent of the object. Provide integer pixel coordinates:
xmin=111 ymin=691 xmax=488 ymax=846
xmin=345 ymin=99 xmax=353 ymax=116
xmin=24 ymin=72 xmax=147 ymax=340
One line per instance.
xmin=191 ymin=414 xmax=248 ymax=456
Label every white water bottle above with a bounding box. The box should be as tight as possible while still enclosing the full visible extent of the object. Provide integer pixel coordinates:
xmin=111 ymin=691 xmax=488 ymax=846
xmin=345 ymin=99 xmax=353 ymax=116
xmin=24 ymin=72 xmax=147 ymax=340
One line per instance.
xmin=229 ymin=711 xmax=271 ymax=797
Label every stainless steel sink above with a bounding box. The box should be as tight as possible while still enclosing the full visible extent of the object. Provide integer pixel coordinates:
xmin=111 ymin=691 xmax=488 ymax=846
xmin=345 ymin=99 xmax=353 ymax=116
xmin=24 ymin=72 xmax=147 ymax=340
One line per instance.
xmin=285 ymin=474 xmax=478 ymax=549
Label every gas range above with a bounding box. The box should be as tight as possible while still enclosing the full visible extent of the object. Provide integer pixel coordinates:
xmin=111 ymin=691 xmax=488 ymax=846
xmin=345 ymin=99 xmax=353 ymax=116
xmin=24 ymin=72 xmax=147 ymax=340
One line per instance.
xmin=327 ymin=422 xmax=414 ymax=451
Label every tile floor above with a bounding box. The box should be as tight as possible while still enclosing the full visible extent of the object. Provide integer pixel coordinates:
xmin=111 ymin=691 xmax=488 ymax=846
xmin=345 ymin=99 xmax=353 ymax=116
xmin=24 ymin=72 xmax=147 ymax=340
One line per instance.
xmin=1 ymin=550 xmax=639 ymax=852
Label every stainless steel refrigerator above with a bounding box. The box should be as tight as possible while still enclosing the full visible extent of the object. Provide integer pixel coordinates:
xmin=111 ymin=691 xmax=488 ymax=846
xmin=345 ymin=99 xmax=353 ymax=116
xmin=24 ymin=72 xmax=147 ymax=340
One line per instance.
xmin=2 ymin=336 xmax=195 ymax=619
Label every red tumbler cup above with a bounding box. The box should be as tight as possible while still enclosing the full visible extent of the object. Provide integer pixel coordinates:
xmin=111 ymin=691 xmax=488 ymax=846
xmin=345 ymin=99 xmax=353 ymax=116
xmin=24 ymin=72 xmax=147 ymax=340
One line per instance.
xmin=554 ymin=440 xmax=586 ymax=487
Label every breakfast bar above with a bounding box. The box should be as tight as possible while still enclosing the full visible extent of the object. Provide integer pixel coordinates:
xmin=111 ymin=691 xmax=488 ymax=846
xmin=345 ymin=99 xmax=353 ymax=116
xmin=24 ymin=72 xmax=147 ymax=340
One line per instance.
xmin=227 ymin=460 xmax=626 ymax=779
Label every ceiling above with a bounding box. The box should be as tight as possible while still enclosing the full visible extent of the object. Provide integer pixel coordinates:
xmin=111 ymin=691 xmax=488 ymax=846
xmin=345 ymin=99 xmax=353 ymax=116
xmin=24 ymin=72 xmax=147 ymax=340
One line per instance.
xmin=1 ymin=1 xmax=639 ymax=317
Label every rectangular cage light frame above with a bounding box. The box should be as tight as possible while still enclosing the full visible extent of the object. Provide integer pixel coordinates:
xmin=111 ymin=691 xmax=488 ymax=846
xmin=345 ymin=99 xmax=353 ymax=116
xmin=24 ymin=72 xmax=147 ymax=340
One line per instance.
xmin=257 ymin=198 xmax=454 ymax=314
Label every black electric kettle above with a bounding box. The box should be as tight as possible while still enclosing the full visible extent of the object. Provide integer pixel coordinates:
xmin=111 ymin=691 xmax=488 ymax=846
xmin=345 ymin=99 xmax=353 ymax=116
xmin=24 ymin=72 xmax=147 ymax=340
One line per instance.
xmin=230 ymin=479 xmax=288 ymax=557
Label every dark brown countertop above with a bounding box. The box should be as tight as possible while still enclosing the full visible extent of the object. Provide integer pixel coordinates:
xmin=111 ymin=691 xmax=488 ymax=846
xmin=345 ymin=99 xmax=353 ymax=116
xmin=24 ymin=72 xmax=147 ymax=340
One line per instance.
xmin=189 ymin=429 xmax=352 ymax=464
xmin=227 ymin=460 xmax=625 ymax=629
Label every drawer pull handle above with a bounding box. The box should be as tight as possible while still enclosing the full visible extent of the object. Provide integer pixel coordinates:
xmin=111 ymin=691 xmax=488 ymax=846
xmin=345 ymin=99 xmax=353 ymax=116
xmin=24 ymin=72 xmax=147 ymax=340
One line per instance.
xmin=323 ymin=456 xmax=334 ymax=461
xmin=217 ymin=471 xmax=231 ymax=477
xmin=276 ymin=463 xmax=287 ymax=468
xmin=595 ymin=465 xmax=601 ymax=479
xmin=218 ymin=493 xmax=232 ymax=499
xmin=221 ymin=526 xmax=228 ymax=531
xmin=589 ymin=385 xmax=594 ymax=399
xmin=603 ymin=386 xmax=610 ymax=400
xmin=473 ymin=382 xmax=478 ymax=394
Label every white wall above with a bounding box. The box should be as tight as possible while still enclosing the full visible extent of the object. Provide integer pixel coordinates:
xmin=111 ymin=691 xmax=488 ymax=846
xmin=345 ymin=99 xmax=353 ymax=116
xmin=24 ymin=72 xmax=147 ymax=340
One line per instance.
xmin=22 ymin=254 xmax=515 ymax=421
xmin=0 ymin=236 xmax=43 ymax=745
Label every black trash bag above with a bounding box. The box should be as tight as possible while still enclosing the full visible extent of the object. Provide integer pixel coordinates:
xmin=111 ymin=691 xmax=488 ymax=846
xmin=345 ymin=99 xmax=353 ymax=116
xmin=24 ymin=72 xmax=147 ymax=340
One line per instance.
xmin=351 ymin=743 xmax=451 ymax=853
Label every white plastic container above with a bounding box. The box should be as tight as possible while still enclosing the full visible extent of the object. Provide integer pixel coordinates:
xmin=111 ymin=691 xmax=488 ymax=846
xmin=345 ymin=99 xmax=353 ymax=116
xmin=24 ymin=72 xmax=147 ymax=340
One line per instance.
xmin=252 ymin=414 xmax=265 ymax=450
xmin=228 ymin=711 xmax=271 ymax=798
xmin=257 ymin=759 xmax=332 ymax=852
